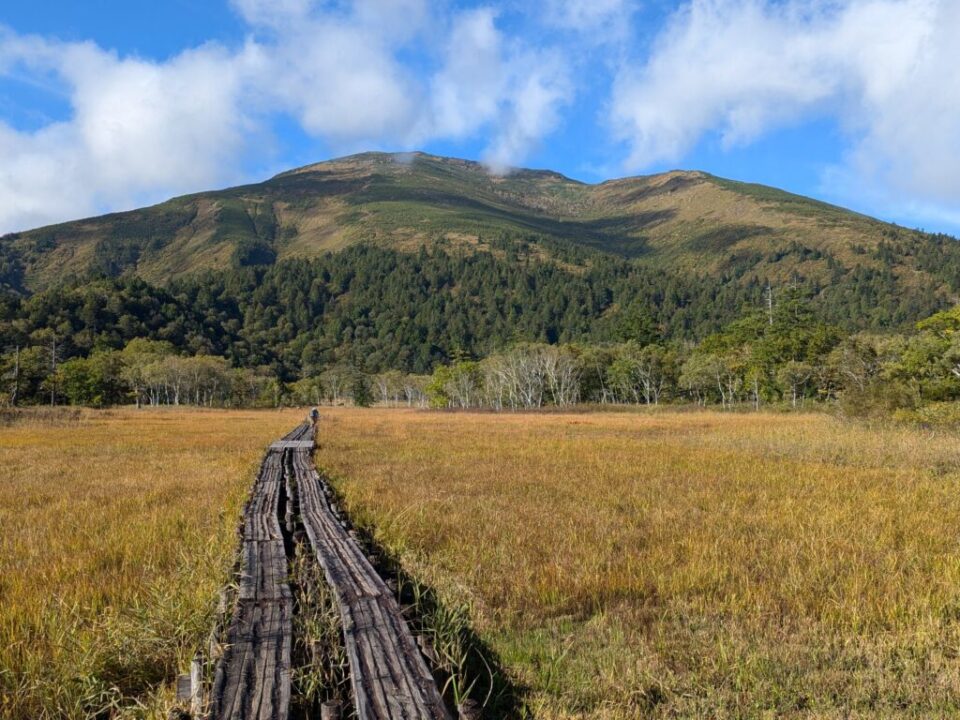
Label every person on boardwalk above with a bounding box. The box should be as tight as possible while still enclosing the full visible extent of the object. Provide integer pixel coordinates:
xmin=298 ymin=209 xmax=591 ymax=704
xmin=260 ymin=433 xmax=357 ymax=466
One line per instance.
xmin=309 ymin=407 xmax=320 ymax=427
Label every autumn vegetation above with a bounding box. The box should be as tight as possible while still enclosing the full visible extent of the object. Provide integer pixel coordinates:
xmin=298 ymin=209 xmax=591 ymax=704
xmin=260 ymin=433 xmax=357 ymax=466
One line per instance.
xmin=6 ymin=286 xmax=960 ymax=433
xmin=319 ymin=407 xmax=960 ymax=718
xmin=4 ymin=153 xmax=960 ymax=717
xmin=0 ymin=407 xmax=302 ymax=719
xmin=4 ymin=403 xmax=960 ymax=718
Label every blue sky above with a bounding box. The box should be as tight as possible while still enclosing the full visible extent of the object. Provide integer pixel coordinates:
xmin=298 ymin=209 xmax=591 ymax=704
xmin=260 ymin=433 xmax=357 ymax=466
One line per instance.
xmin=1 ymin=0 xmax=958 ymax=235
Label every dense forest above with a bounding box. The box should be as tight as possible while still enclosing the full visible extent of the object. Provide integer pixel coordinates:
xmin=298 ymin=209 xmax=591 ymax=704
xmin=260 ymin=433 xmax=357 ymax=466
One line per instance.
xmin=1 ymin=234 xmax=959 ymax=419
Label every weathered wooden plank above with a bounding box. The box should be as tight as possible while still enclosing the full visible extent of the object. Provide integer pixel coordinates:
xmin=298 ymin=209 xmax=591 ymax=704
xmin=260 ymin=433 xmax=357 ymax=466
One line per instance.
xmin=209 ymin=448 xmax=292 ymax=720
xmin=207 ymin=423 xmax=447 ymax=720
xmin=292 ymin=446 xmax=451 ymax=720
xmin=176 ymin=674 xmax=192 ymax=702
xmin=270 ymin=440 xmax=315 ymax=450
xmin=321 ymin=701 xmax=343 ymax=720
xmin=283 ymin=423 xmax=314 ymax=442
xmin=190 ymin=655 xmax=205 ymax=717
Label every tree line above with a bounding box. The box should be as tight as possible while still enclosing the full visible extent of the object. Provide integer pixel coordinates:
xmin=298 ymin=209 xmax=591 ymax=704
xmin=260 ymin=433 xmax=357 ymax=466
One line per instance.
xmin=3 ymin=337 xmax=384 ymax=410
xmin=421 ymin=295 xmax=960 ymax=413
xmin=1 ymin=240 xmax=959 ymax=414
xmin=3 ymin=287 xmax=960 ymax=417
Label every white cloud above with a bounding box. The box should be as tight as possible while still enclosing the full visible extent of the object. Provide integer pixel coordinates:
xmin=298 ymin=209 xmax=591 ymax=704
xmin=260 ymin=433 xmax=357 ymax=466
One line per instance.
xmin=845 ymin=1 xmax=960 ymax=206
xmin=230 ymin=0 xmax=314 ymax=29
xmin=0 ymin=1 xmax=574 ymax=233
xmin=430 ymin=8 xmax=572 ymax=172
xmin=352 ymin=0 xmax=432 ymax=42
xmin=482 ymin=51 xmax=571 ymax=172
xmin=248 ymin=23 xmax=422 ymax=142
xmin=611 ymin=0 xmax=960 ymax=216
xmin=234 ymin=0 xmax=431 ymax=142
xmin=543 ymin=0 xmax=637 ymax=36
xmin=64 ymin=44 xmax=249 ymax=195
xmin=430 ymin=9 xmax=506 ymax=140
xmin=0 ymin=34 xmax=248 ymax=233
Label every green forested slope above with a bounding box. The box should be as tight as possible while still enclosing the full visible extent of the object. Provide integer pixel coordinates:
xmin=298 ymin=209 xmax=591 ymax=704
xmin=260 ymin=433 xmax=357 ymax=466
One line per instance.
xmin=2 ymin=152 xmax=960 ymax=400
xmin=2 ymin=152 xmax=959 ymax=308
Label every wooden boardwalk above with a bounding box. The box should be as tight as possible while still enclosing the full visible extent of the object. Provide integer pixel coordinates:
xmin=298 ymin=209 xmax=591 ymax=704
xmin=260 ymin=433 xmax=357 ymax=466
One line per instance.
xmin=207 ymin=423 xmax=450 ymax=720
xmin=291 ymin=441 xmax=451 ymax=720
xmin=208 ymin=443 xmax=293 ymax=720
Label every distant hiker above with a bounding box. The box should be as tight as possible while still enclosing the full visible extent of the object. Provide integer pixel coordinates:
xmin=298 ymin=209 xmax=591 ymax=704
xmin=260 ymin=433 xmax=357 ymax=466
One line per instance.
xmin=309 ymin=407 xmax=320 ymax=427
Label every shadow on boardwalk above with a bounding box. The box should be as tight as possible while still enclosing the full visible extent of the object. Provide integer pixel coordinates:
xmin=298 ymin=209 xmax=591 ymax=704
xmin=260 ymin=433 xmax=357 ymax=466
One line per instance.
xmin=320 ymin=471 xmax=529 ymax=720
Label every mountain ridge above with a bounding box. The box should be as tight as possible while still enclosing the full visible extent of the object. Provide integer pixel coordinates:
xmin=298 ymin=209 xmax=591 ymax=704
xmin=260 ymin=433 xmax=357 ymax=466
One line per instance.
xmin=1 ymin=151 xmax=958 ymax=312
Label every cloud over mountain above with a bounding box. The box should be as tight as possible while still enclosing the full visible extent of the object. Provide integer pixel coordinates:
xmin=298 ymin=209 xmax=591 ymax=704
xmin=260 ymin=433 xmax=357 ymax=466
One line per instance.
xmin=0 ymin=0 xmax=958 ymax=235
xmin=611 ymin=0 xmax=960 ymax=221
xmin=0 ymin=0 xmax=572 ymax=232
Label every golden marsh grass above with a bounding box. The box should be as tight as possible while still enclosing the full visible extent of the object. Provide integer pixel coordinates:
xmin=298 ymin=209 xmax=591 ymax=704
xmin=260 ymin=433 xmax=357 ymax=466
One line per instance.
xmin=316 ymin=408 xmax=960 ymax=718
xmin=0 ymin=407 xmax=302 ymax=719
xmin=4 ymin=406 xmax=960 ymax=718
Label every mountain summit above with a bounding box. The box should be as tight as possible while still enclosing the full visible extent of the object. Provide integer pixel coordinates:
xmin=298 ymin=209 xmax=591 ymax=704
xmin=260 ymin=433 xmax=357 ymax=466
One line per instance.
xmin=1 ymin=152 xmax=957 ymax=309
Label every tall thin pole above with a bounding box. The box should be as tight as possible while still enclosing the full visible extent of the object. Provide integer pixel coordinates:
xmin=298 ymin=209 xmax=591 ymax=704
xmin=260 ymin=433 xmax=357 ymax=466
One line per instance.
xmin=11 ymin=345 xmax=19 ymax=406
xmin=49 ymin=334 xmax=57 ymax=407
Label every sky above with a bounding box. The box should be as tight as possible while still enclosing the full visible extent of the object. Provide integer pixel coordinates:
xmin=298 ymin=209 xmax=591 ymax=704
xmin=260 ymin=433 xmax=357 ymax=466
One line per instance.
xmin=1 ymin=0 xmax=959 ymax=235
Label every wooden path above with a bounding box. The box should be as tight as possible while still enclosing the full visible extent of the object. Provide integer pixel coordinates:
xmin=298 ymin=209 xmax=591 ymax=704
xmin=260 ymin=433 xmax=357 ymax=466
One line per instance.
xmin=208 ymin=431 xmax=298 ymax=720
xmin=291 ymin=439 xmax=451 ymax=720
xmin=206 ymin=424 xmax=450 ymax=720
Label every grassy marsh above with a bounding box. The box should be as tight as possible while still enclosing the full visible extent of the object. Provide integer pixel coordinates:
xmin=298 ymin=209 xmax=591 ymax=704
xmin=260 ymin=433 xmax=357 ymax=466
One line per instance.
xmin=316 ymin=408 xmax=960 ymax=718
xmin=0 ymin=407 xmax=301 ymax=719
xmin=4 ymin=406 xmax=960 ymax=718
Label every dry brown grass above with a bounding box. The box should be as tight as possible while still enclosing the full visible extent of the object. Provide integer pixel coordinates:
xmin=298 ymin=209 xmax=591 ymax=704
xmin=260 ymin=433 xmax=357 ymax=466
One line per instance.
xmin=5 ymin=406 xmax=960 ymax=718
xmin=0 ymin=407 xmax=302 ymax=719
xmin=316 ymin=408 xmax=960 ymax=718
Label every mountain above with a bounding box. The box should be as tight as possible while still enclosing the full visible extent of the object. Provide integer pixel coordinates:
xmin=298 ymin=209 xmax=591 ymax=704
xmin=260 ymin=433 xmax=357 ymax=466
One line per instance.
xmin=6 ymin=152 xmax=960 ymax=382
xmin=3 ymin=151 xmax=959 ymax=302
